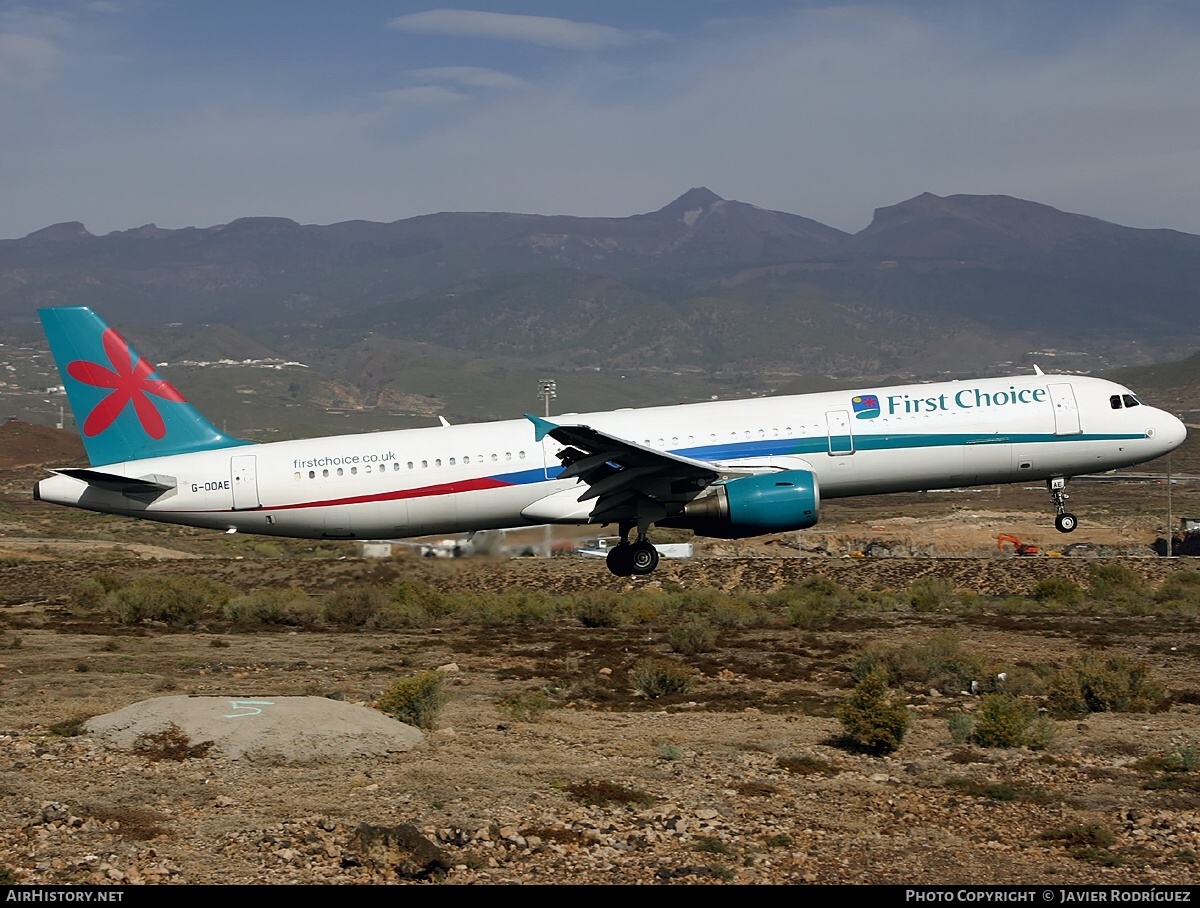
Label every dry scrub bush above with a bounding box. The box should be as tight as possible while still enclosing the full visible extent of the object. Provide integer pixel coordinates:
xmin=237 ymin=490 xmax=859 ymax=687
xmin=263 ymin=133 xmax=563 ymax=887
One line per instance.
xmin=574 ymin=591 xmax=627 ymax=627
xmin=1032 ymin=577 xmax=1084 ymax=608
xmin=223 ymin=588 xmax=320 ymax=626
xmin=836 ymin=669 xmax=911 ymax=755
xmin=1086 ymin=563 xmax=1147 ymax=610
xmin=321 ymin=585 xmax=387 ymax=626
xmin=133 ymin=723 xmax=213 ymax=761
xmin=459 ymin=590 xmax=559 ymax=626
xmin=106 ymin=575 xmax=229 ymax=627
xmin=1154 ymin=571 xmax=1200 ymax=615
xmin=631 ymin=658 xmax=693 ymax=699
xmin=667 ymin=618 xmax=718 ymax=655
xmin=770 ymin=576 xmax=850 ymax=628
xmin=968 ymin=693 xmax=1056 ymax=749
xmin=376 ymin=671 xmax=448 ymax=730
xmin=74 ymin=573 xmax=123 ymax=611
xmin=909 ymin=576 xmax=957 ymax=612
xmin=1049 ymin=652 xmax=1165 ymax=716
xmin=499 ymin=690 xmax=553 ymax=722
xmin=853 ymin=633 xmax=993 ymax=695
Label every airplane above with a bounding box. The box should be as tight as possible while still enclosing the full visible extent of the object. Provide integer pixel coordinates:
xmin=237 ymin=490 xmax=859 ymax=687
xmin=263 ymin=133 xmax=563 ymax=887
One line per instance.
xmin=33 ymin=306 xmax=1187 ymax=576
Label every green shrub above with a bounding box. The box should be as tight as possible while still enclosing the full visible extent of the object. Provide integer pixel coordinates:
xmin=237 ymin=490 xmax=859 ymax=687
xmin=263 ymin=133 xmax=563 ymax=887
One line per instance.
xmin=106 ymin=575 xmax=229 ymax=626
xmin=388 ymin=579 xmax=450 ymax=619
xmin=948 ymin=711 xmax=974 ymax=744
xmin=667 ymin=617 xmax=718 ymax=655
xmin=565 ymin=780 xmax=656 ymax=807
xmin=770 ymin=577 xmax=847 ymax=628
xmin=376 ymin=671 xmax=448 ymax=730
xmin=630 ymin=658 xmax=693 ymax=699
xmin=1176 ymin=744 xmax=1199 ymax=772
xmin=75 ymin=572 xmax=123 ymax=610
xmin=48 ymin=716 xmax=89 ymax=737
xmin=778 ymin=754 xmax=835 ymax=775
xmin=946 ymin=776 xmax=1054 ymax=804
xmin=707 ymin=595 xmax=760 ymax=629
xmin=499 ymin=690 xmax=552 ymax=722
xmin=460 ymin=590 xmax=558 ymax=626
xmin=321 ymin=585 xmax=387 ymax=626
xmin=836 ymin=670 xmax=911 ymax=755
xmin=132 ymin=722 xmax=213 ymax=761
xmin=787 ymin=597 xmax=838 ymax=629
xmin=852 ymin=633 xmax=992 ymax=694
xmin=224 ymin=588 xmax=320 ymax=626
xmin=1087 ymin=563 xmax=1147 ymax=609
xmin=623 ymin=589 xmax=667 ymax=624
xmin=1041 ymin=824 xmax=1119 ymax=863
xmin=909 ymin=576 xmax=956 ymax=612
xmin=575 ymin=591 xmax=627 ymax=627
xmin=970 ymin=693 xmax=1056 ymax=749
xmin=1033 ymin=577 xmax=1083 ymax=607
xmin=370 ymin=600 xmax=430 ymax=629
xmin=998 ymin=665 xmax=1050 ymax=697
xmin=1154 ymin=571 xmax=1200 ymax=612
xmin=1137 ymin=744 xmax=1198 ymax=774
xmin=656 ymin=743 xmax=684 ymax=761
xmin=1048 ymin=652 xmax=1165 ymax=715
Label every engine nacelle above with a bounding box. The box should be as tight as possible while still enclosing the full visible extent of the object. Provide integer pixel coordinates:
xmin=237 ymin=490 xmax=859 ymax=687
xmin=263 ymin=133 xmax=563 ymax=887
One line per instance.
xmin=660 ymin=469 xmax=819 ymax=539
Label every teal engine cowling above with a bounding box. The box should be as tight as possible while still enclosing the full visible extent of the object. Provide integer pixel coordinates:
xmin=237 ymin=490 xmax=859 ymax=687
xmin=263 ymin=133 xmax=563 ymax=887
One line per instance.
xmin=660 ymin=469 xmax=819 ymax=539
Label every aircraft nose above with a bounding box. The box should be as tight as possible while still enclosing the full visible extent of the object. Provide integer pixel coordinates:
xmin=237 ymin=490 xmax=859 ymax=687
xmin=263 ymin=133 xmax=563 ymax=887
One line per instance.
xmin=1157 ymin=411 xmax=1187 ymax=451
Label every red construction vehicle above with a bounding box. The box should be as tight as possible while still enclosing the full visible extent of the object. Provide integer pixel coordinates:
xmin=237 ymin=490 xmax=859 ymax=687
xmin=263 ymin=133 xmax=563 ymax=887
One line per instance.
xmin=997 ymin=533 xmax=1040 ymax=556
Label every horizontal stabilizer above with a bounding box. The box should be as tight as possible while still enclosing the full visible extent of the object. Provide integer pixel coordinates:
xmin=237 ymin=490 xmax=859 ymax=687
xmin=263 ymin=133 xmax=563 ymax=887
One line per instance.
xmin=53 ymin=468 xmax=177 ymax=493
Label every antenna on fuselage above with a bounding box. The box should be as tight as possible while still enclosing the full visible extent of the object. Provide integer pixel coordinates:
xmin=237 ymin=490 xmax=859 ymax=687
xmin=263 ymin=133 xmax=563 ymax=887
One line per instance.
xmin=1032 ymin=365 xmax=1044 ymax=375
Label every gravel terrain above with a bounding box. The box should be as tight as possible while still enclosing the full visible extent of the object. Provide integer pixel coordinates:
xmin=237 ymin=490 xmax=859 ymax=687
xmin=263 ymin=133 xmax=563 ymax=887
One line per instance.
xmin=2 ymin=552 xmax=1200 ymax=886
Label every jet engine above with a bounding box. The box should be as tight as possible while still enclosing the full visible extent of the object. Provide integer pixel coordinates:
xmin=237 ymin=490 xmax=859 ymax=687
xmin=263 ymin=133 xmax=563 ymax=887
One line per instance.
xmin=661 ymin=469 xmax=819 ymax=539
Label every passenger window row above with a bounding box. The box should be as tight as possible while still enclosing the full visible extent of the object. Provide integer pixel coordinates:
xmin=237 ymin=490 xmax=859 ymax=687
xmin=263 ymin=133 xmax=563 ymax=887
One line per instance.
xmin=295 ymin=451 xmax=527 ymax=481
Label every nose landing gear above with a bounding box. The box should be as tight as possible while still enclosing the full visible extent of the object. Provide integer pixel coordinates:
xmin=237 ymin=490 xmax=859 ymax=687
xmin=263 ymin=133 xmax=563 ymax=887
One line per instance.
xmin=1048 ymin=477 xmax=1078 ymax=533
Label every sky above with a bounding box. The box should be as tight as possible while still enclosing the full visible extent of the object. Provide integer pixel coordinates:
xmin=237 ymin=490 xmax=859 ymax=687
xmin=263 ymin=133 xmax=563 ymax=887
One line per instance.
xmin=3 ymin=0 xmax=1200 ymax=240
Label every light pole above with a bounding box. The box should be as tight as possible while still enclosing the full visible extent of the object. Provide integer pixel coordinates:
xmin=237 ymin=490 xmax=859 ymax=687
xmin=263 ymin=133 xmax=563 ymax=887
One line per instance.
xmin=1166 ymin=452 xmax=1173 ymax=558
xmin=538 ymin=379 xmax=557 ymax=418
xmin=537 ymin=379 xmax=558 ymax=557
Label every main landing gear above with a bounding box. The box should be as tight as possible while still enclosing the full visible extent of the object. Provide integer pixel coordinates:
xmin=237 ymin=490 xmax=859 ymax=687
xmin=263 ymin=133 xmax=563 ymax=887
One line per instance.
xmin=1048 ymin=477 xmax=1078 ymax=533
xmin=605 ymin=521 xmax=660 ymax=576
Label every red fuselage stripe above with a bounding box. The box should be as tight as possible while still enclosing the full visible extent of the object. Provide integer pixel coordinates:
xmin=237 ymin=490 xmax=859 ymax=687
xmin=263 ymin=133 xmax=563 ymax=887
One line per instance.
xmin=249 ymin=476 xmax=514 ymax=512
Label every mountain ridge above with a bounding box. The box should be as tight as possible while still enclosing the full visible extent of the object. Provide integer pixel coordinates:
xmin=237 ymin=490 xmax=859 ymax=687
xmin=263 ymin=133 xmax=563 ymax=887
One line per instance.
xmin=2 ymin=189 xmax=1198 ymax=378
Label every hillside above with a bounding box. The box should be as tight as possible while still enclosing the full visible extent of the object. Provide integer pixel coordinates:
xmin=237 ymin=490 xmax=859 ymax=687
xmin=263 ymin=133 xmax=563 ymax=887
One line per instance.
xmin=3 ymin=190 xmax=1199 ymax=378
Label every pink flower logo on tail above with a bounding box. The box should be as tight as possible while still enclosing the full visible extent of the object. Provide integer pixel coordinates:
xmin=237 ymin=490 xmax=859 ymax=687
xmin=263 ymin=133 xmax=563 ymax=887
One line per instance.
xmin=66 ymin=328 xmax=186 ymax=439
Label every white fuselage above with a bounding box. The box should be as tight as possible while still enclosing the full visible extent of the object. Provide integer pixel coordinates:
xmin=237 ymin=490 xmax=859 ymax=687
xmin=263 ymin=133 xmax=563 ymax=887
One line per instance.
xmin=35 ymin=373 xmax=1187 ymax=540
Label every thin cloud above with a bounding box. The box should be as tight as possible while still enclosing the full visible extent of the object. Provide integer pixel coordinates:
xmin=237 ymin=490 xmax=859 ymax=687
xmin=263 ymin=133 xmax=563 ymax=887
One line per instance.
xmin=387 ymin=9 xmax=651 ymax=50
xmin=376 ymin=85 xmax=470 ymax=105
xmin=408 ymin=66 xmax=529 ymax=91
xmin=0 ymin=33 xmax=59 ymax=90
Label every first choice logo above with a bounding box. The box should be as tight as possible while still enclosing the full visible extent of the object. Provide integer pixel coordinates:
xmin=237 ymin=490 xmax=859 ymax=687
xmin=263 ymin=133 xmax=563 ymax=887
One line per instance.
xmin=883 ymin=386 xmax=1048 ymax=416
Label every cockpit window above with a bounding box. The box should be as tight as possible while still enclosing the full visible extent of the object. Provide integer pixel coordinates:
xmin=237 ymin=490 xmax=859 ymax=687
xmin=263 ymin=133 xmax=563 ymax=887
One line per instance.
xmin=1122 ymin=394 xmax=1141 ymax=408
xmin=1110 ymin=395 xmax=1122 ymax=410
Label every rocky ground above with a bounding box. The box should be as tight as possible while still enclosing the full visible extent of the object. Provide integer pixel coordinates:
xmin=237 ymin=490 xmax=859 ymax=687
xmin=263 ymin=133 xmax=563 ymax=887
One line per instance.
xmin=2 ymin=434 xmax=1199 ymax=886
xmin=2 ymin=550 xmax=1200 ymax=886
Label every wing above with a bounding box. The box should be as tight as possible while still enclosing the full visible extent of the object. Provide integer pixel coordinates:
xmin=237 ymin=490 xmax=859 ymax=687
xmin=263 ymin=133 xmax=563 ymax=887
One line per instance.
xmin=526 ymin=414 xmax=719 ymax=523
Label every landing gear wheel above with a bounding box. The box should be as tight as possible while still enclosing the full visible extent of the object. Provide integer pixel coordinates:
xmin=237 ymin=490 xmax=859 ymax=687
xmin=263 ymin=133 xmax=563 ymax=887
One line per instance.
xmin=629 ymin=540 xmax=660 ymax=575
xmin=1055 ymin=513 xmax=1078 ymax=533
xmin=1047 ymin=478 xmax=1077 ymax=534
xmin=606 ymin=544 xmax=634 ymax=576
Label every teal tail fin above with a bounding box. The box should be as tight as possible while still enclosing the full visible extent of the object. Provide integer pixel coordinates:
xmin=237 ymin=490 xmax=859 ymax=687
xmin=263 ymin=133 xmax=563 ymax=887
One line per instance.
xmin=39 ymin=306 xmax=248 ymax=466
